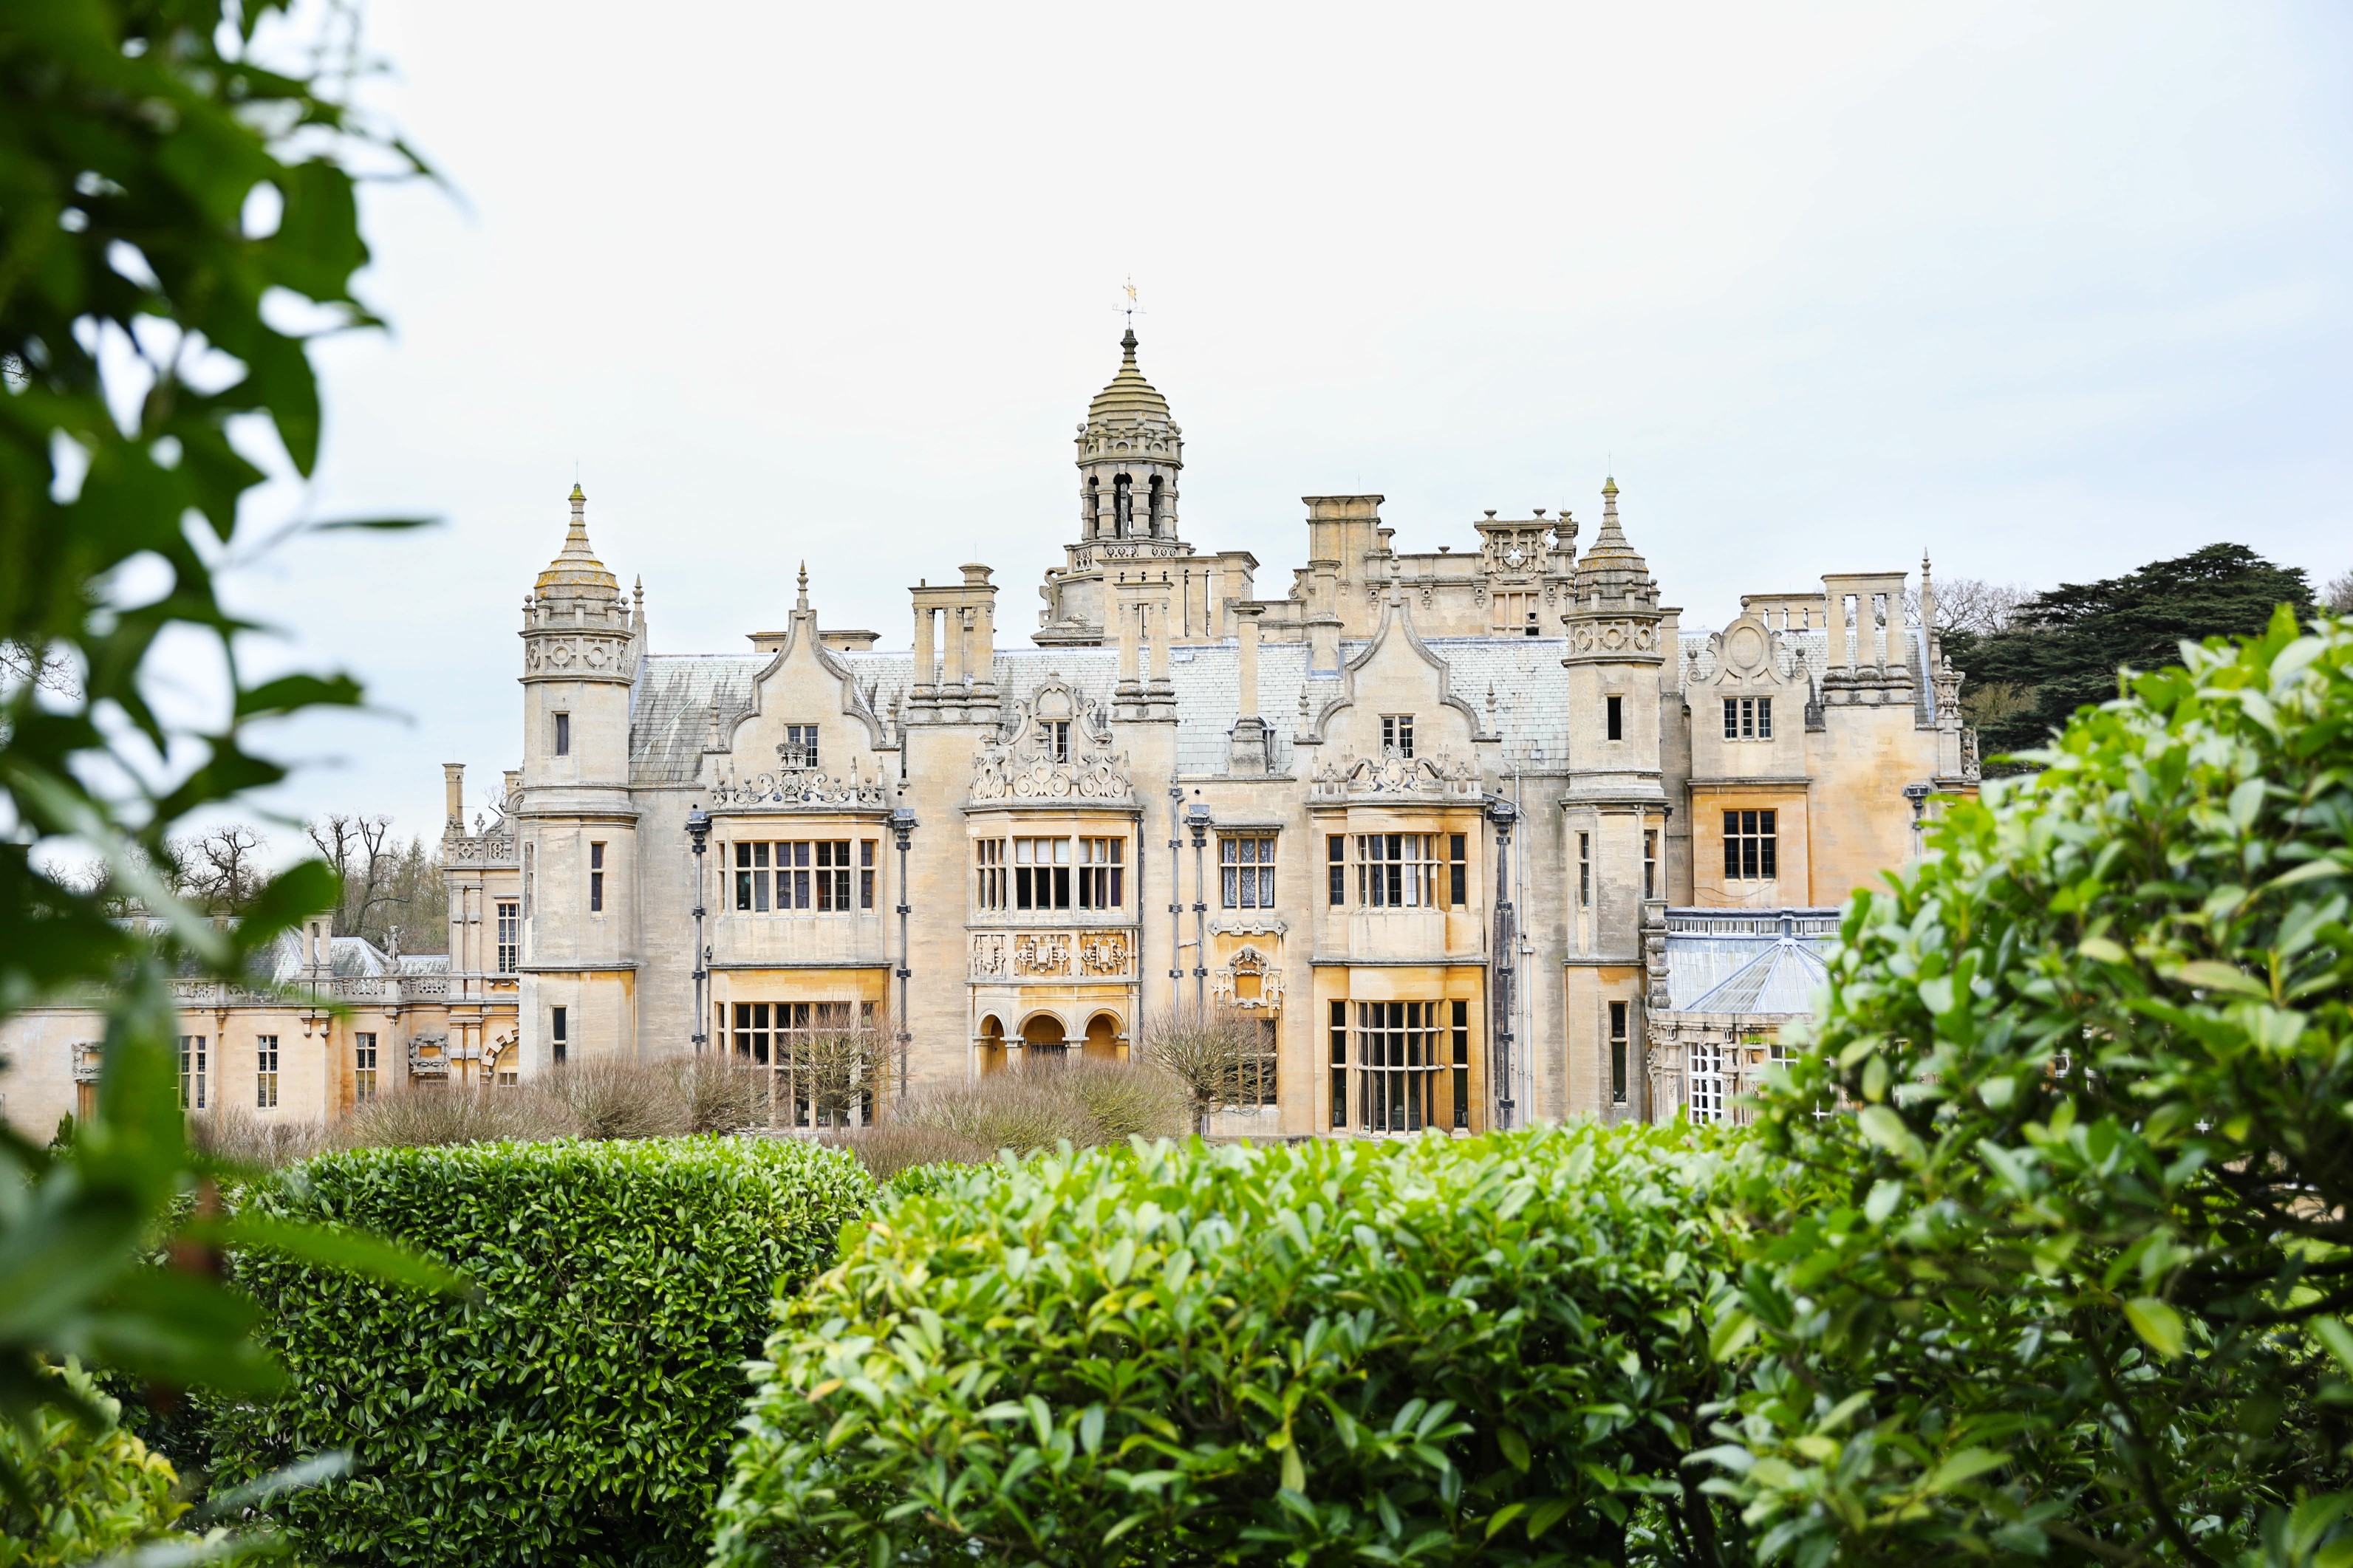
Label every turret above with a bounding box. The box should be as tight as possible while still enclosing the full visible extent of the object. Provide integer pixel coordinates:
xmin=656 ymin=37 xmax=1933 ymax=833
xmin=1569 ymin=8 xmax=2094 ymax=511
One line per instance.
xmin=1038 ymin=330 xmax=1195 ymax=644
xmin=516 ymin=486 xmax=641 ymax=1069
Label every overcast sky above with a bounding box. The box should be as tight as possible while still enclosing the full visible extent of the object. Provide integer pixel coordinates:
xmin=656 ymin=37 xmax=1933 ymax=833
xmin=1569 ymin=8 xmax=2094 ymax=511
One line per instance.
xmin=225 ymin=0 xmax=2353 ymax=849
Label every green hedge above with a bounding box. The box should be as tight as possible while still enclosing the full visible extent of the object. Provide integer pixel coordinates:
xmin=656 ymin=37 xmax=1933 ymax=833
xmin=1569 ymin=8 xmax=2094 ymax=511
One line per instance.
xmin=207 ymin=1135 xmax=872 ymax=1567
xmin=1 ymin=1362 xmax=185 ymax=1567
xmin=711 ymin=1124 xmax=1746 ymax=1567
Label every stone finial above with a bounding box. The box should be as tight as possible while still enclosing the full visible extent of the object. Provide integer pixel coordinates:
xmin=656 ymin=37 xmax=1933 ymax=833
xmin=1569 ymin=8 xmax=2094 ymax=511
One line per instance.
xmin=796 ymin=561 xmax=810 ymax=612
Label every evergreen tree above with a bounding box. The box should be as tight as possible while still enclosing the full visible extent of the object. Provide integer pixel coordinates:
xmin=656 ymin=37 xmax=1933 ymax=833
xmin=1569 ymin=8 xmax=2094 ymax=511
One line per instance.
xmin=1944 ymin=542 xmax=2310 ymax=763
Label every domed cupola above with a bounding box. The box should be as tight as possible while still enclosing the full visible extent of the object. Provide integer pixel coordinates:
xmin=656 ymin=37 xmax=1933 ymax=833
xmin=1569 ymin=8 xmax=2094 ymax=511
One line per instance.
xmin=1086 ymin=329 xmax=1176 ymax=428
xmin=1073 ymin=329 xmax=1184 ymax=545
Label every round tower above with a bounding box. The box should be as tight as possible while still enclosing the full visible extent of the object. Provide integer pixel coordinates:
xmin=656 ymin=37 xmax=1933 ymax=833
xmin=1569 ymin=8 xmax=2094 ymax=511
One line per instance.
xmin=516 ymin=485 xmax=640 ymax=1069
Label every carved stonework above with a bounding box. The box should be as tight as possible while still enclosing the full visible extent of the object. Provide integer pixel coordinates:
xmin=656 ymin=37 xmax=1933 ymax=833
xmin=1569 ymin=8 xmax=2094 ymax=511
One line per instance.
xmin=1309 ymin=747 xmax=1481 ymax=803
xmin=443 ymin=832 xmax=516 ymax=868
xmin=969 ymin=680 xmax=1133 ymax=805
xmin=971 ymin=929 xmax=1130 ymax=980
xmin=1211 ymin=944 xmax=1284 ymax=1012
xmin=70 ymin=1042 xmax=103 ymax=1083
xmin=407 ymin=1034 xmax=448 ymax=1080
xmin=1565 ymin=618 xmax=1661 ymax=657
xmin=522 ymin=633 xmax=631 ymax=677
xmin=1211 ymin=917 xmax=1288 ymax=937
xmin=1078 ymin=931 xmax=1131 ymax=976
xmin=1014 ymin=934 xmax=1070 ymax=976
xmin=711 ymin=766 xmax=887 ymax=810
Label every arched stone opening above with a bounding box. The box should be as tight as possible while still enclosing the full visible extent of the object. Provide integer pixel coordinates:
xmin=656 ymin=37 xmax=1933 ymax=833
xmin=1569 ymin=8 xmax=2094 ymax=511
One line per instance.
xmin=1022 ymin=1012 xmax=1068 ymax=1068
xmin=976 ymin=1014 xmax=1007 ymax=1076
xmin=1083 ymin=1012 xmax=1122 ymax=1062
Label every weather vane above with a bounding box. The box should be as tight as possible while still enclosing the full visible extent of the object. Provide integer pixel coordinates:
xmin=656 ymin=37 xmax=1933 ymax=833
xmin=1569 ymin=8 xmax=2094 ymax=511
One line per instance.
xmin=1123 ymin=277 xmax=1139 ymax=332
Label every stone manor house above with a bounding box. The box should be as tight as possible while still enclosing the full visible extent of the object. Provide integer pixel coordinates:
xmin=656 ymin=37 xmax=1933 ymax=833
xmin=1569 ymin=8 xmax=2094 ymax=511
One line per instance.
xmin=0 ymin=332 xmax=1979 ymax=1139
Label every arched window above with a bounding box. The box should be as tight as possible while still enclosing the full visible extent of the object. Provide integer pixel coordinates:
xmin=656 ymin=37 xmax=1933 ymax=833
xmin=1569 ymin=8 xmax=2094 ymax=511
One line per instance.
xmin=1146 ymin=474 xmax=1163 ymax=538
xmin=1084 ymin=476 xmax=1099 ymax=538
xmin=1113 ymin=473 xmax=1133 ymax=538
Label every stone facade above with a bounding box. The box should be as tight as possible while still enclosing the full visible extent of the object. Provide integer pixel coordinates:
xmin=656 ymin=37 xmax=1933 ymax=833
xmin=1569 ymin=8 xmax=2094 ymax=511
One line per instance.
xmin=0 ymin=331 xmax=1980 ymax=1138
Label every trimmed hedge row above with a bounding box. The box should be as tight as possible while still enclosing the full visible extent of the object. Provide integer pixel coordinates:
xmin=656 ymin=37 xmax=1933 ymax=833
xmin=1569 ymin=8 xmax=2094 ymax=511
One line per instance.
xmin=711 ymin=1123 xmax=1748 ymax=1567
xmin=208 ymin=1135 xmax=872 ymax=1567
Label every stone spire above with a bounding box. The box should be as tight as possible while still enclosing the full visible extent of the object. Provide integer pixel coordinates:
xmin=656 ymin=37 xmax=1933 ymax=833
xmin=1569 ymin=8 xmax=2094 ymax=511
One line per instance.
xmin=1569 ymin=477 xmax=1655 ymax=604
xmin=536 ymin=485 xmax=619 ymax=598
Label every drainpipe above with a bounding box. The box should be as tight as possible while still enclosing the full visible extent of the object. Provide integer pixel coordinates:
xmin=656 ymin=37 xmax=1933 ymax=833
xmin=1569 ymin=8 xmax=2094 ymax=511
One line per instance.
xmin=1186 ymin=801 xmax=1212 ymax=1012
xmin=1486 ymin=795 xmax=1519 ymax=1129
xmin=892 ymin=804 xmax=918 ymax=1102
xmin=686 ymin=807 xmax=711 ymax=1055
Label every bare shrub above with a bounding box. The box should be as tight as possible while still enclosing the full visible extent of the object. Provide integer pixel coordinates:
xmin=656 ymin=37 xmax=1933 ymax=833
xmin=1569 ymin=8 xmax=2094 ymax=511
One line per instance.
xmin=895 ymin=1074 xmax=1099 ymax=1154
xmin=824 ymin=1123 xmax=992 ymax=1182
xmin=338 ymin=1084 xmax=561 ymax=1150
xmin=525 ymin=1055 xmax=691 ymax=1141
xmin=669 ymin=1052 xmax=764 ymax=1134
xmin=1053 ymin=1058 xmax=1187 ymax=1143
xmin=796 ymin=1016 xmax=887 ymax=1131
xmin=191 ymin=1107 xmax=334 ymax=1169
xmin=1136 ymin=1005 xmax=1270 ymax=1134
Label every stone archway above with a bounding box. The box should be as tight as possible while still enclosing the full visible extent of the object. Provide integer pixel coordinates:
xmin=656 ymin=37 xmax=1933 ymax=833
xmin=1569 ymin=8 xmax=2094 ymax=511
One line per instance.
xmin=1022 ymin=1012 xmax=1068 ymax=1067
xmin=1083 ymin=1012 xmax=1121 ymax=1061
xmin=976 ymin=1014 xmax=1007 ymax=1076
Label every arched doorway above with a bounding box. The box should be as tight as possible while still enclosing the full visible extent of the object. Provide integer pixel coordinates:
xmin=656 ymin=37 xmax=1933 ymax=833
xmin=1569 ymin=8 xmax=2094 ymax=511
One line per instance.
xmin=1022 ymin=1013 xmax=1068 ymax=1067
xmin=1084 ymin=1013 xmax=1121 ymax=1061
xmin=976 ymin=1015 xmax=1006 ymax=1076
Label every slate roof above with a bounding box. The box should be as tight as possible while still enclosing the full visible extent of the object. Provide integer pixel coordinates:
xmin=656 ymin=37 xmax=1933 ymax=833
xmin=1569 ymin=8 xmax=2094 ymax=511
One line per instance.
xmin=627 ymin=632 xmax=1582 ymax=787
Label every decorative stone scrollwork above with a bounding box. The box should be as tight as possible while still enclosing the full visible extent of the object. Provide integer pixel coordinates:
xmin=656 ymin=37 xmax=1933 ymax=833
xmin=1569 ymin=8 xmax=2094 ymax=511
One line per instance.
xmin=407 ymin=1034 xmax=449 ymax=1080
xmin=1308 ymin=747 xmax=1482 ymax=802
xmin=1212 ymin=945 xmax=1283 ymax=1011
xmin=1014 ymin=934 xmax=1071 ymax=976
xmin=1078 ymin=931 xmax=1130 ymax=976
xmin=711 ymin=765 xmax=887 ymax=809
xmin=70 ymin=1042 xmax=103 ymax=1083
xmin=969 ymin=682 xmax=1133 ymax=805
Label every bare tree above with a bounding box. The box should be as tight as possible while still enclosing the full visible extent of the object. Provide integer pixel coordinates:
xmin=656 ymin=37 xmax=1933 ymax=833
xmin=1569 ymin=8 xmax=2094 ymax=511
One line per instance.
xmin=301 ymin=815 xmax=447 ymax=952
xmin=2324 ymin=570 xmax=2353 ymax=616
xmin=172 ymin=825 xmax=267 ymax=914
xmin=1919 ymin=576 xmax=2029 ymax=637
xmin=1136 ymin=1004 xmax=1268 ymax=1134
xmin=0 ymin=639 xmax=76 ymax=696
xmin=794 ymin=1005 xmax=890 ymax=1129
xmin=307 ymin=812 xmax=393 ymax=937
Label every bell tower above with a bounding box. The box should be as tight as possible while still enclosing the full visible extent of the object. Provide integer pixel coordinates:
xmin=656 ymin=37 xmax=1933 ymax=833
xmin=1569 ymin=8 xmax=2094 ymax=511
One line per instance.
xmin=1037 ymin=329 xmax=1194 ymax=645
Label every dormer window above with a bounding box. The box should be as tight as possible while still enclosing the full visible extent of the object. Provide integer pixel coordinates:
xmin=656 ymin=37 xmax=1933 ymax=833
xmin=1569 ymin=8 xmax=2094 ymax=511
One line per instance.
xmin=780 ymin=725 xmax=819 ymax=770
xmin=1381 ymin=715 xmax=1415 ymax=759
xmin=1046 ymin=720 xmax=1070 ymax=762
xmin=1723 ymin=697 xmax=1772 ymax=741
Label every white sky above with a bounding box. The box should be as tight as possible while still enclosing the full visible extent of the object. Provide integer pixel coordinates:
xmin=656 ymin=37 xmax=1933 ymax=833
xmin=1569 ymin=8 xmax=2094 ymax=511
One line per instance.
xmin=222 ymin=0 xmax=2353 ymax=849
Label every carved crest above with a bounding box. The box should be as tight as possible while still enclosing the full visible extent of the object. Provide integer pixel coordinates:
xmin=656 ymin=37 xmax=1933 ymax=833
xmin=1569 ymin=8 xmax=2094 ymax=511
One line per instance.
xmin=969 ymin=679 xmax=1132 ymax=805
xmin=1309 ymin=747 xmax=1481 ymax=802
